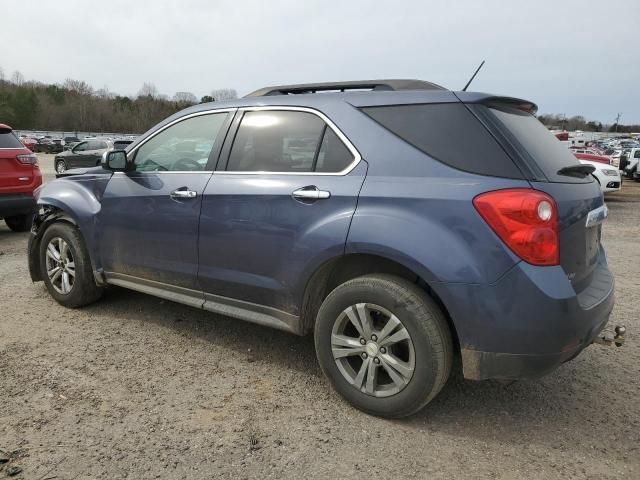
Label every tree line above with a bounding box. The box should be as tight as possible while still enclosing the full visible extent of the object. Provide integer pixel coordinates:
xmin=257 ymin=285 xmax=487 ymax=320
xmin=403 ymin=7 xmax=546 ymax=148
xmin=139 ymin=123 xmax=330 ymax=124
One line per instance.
xmin=1 ymin=68 xmax=638 ymax=134
xmin=0 ymin=68 xmax=237 ymax=134
xmin=536 ymin=113 xmax=640 ymax=133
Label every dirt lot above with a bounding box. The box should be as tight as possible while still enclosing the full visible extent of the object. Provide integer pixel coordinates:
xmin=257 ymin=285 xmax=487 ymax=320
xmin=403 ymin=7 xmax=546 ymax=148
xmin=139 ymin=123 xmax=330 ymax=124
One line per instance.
xmin=1 ymin=155 xmax=639 ymax=479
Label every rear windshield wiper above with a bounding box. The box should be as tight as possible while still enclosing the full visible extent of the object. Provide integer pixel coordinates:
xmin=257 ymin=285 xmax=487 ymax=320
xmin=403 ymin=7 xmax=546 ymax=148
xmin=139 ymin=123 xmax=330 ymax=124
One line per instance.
xmin=557 ymin=164 xmax=596 ymax=178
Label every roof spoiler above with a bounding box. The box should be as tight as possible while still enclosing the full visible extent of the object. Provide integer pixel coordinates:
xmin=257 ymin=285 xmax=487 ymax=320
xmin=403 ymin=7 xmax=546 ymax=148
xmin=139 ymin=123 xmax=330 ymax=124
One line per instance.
xmin=457 ymin=94 xmax=538 ymax=115
xmin=485 ymin=96 xmax=538 ymax=115
xmin=245 ymin=79 xmax=447 ymax=97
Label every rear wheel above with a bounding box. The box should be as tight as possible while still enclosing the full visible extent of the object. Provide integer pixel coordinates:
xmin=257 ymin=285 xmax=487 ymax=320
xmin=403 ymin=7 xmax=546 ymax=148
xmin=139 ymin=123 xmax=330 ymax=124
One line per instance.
xmin=4 ymin=214 xmax=32 ymax=232
xmin=55 ymin=160 xmax=67 ymax=174
xmin=314 ymin=274 xmax=453 ymax=418
xmin=40 ymin=222 xmax=103 ymax=308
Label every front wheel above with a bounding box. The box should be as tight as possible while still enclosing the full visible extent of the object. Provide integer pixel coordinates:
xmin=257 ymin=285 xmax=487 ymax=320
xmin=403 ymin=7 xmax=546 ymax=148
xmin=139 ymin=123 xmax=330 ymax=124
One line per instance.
xmin=314 ymin=274 xmax=453 ymax=418
xmin=55 ymin=160 xmax=67 ymax=174
xmin=40 ymin=222 xmax=103 ymax=308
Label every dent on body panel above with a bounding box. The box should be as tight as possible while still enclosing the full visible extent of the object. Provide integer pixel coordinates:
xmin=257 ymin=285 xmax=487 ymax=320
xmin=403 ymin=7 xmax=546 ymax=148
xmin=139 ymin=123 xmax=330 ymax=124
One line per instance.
xmin=37 ymin=178 xmax=104 ymax=217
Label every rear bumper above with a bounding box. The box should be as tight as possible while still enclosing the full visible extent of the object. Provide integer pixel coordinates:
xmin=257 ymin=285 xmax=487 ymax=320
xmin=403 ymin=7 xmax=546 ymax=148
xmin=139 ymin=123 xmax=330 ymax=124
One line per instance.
xmin=460 ymin=313 xmax=610 ymax=380
xmin=436 ymin=248 xmax=615 ymax=380
xmin=0 ymin=193 xmax=37 ymax=218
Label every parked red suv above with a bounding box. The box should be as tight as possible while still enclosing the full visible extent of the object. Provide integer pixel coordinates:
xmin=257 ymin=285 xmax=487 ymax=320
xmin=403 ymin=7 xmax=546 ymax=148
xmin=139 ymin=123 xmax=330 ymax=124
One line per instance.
xmin=0 ymin=124 xmax=42 ymax=231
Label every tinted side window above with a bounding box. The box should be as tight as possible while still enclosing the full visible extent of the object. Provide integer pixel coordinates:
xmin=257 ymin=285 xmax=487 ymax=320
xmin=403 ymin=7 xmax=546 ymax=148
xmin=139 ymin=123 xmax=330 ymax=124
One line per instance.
xmin=315 ymin=128 xmax=354 ymax=173
xmin=73 ymin=142 xmax=89 ymax=152
xmin=361 ymin=103 xmax=523 ymax=179
xmin=133 ymin=113 xmax=228 ymax=172
xmin=0 ymin=131 xmax=24 ymax=148
xmin=635 ymin=150 xmax=640 ymax=159
xmin=489 ymin=106 xmax=588 ymax=183
xmin=227 ymin=111 xmax=324 ymax=172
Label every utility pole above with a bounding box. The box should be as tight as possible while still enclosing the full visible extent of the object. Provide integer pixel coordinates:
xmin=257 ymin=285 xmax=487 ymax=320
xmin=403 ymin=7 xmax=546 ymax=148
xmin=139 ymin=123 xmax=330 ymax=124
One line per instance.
xmin=614 ymin=113 xmax=622 ymax=133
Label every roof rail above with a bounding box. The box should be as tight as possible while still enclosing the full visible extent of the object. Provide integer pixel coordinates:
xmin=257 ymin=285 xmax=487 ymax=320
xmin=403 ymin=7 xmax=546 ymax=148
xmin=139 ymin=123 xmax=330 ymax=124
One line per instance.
xmin=245 ymin=79 xmax=446 ymax=97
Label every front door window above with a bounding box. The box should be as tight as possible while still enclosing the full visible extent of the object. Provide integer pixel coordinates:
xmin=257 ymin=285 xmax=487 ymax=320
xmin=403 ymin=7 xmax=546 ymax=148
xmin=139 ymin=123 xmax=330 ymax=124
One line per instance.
xmin=132 ymin=113 xmax=229 ymax=172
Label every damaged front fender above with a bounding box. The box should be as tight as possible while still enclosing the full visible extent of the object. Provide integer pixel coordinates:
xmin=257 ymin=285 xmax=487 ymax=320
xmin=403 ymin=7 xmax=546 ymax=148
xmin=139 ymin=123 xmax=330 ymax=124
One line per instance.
xmin=28 ymin=174 xmax=111 ymax=283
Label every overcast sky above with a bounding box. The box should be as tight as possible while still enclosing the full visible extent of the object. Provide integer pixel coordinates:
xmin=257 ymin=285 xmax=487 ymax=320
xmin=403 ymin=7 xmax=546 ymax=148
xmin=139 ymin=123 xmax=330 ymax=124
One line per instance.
xmin=3 ymin=0 xmax=639 ymax=123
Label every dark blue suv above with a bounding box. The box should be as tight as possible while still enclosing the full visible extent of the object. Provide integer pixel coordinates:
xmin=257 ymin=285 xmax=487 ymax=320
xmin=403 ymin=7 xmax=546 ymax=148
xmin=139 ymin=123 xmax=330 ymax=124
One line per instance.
xmin=28 ymin=80 xmax=615 ymax=417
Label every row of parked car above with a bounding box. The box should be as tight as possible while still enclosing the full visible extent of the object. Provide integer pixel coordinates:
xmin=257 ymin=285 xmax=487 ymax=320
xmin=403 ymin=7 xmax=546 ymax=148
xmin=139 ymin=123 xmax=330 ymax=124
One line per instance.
xmin=580 ymin=137 xmax=640 ymax=178
xmin=554 ymin=133 xmax=640 ymax=193
xmin=18 ymin=135 xmax=134 ymax=173
xmin=574 ymin=143 xmax=640 ymax=180
xmin=20 ymin=135 xmax=80 ymax=154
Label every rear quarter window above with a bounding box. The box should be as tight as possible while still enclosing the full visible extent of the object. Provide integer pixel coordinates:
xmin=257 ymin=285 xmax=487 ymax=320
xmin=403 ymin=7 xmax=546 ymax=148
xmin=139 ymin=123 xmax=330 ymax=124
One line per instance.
xmin=360 ymin=103 xmax=524 ymax=179
xmin=0 ymin=131 xmax=25 ymax=148
xmin=487 ymin=106 xmax=589 ymax=183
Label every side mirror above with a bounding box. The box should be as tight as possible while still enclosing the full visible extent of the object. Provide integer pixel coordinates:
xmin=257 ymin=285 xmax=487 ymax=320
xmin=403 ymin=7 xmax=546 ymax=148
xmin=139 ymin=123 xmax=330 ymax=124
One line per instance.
xmin=102 ymin=150 xmax=128 ymax=171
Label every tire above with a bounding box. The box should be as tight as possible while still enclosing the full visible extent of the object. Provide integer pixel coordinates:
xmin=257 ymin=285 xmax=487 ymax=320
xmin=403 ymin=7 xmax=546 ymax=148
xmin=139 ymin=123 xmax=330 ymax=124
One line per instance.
xmin=39 ymin=222 xmax=103 ymax=308
xmin=55 ymin=160 xmax=67 ymax=174
xmin=4 ymin=214 xmax=32 ymax=232
xmin=314 ymin=274 xmax=453 ymax=418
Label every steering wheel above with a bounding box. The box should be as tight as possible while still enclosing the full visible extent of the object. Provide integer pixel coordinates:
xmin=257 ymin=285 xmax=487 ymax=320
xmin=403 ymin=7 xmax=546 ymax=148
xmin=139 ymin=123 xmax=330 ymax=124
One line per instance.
xmin=172 ymin=157 xmax=202 ymax=171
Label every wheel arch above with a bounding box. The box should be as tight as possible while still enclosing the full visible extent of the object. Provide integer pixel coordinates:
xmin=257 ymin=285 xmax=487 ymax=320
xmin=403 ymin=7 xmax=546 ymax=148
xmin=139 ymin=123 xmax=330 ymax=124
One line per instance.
xmin=28 ymin=200 xmax=100 ymax=284
xmin=35 ymin=178 xmax=103 ymax=264
xmin=300 ymin=253 xmax=460 ymax=354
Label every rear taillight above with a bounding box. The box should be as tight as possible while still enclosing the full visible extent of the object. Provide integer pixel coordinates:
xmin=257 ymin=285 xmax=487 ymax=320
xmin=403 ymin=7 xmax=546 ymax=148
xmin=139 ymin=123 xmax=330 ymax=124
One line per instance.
xmin=473 ymin=188 xmax=559 ymax=266
xmin=16 ymin=153 xmax=38 ymax=165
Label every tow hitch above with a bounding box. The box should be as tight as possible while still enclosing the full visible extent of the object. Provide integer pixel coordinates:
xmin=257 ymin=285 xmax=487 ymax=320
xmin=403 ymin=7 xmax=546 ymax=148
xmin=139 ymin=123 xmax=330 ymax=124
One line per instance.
xmin=593 ymin=325 xmax=626 ymax=347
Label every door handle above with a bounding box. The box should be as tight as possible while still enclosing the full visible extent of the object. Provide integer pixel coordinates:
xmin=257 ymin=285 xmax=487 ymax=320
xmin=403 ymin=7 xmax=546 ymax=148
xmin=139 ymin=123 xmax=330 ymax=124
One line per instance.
xmin=170 ymin=188 xmax=197 ymax=199
xmin=292 ymin=186 xmax=331 ymax=200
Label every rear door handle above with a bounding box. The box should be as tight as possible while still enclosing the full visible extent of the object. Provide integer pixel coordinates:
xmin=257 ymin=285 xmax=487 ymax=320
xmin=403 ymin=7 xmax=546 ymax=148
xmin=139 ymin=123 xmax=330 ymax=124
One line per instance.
xmin=170 ymin=187 xmax=197 ymax=199
xmin=292 ymin=186 xmax=331 ymax=200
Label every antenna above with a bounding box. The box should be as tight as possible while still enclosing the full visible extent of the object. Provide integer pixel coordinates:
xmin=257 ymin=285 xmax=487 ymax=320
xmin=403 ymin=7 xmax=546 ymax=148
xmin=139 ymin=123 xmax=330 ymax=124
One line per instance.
xmin=462 ymin=60 xmax=485 ymax=92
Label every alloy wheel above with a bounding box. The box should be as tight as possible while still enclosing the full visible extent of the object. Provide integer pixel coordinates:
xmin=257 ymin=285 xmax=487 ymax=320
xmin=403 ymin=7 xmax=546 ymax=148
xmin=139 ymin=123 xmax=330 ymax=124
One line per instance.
xmin=45 ymin=237 xmax=75 ymax=294
xmin=331 ymin=303 xmax=416 ymax=397
xmin=56 ymin=161 xmax=66 ymax=174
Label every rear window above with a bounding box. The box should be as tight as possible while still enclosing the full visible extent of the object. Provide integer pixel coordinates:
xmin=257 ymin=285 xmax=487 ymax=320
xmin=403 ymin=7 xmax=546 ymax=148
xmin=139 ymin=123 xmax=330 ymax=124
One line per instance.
xmin=0 ymin=130 xmax=24 ymax=148
xmin=360 ymin=103 xmax=523 ymax=179
xmin=488 ymin=106 xmax=588 ymax=183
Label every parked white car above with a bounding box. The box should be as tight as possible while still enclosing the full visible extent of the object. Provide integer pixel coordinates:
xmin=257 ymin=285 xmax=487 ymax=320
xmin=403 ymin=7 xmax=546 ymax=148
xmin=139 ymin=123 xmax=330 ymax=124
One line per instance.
xmin=623 ymin=148 xmax=640 ymax=178
xmin=578 ymin=159 xmax=621 ymax=193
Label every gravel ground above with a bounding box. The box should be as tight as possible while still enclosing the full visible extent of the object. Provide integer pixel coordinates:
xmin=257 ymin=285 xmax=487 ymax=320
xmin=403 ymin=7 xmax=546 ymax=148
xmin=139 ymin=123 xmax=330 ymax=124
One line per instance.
xmin=1 ymin=154 xmax=639 ymax=479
